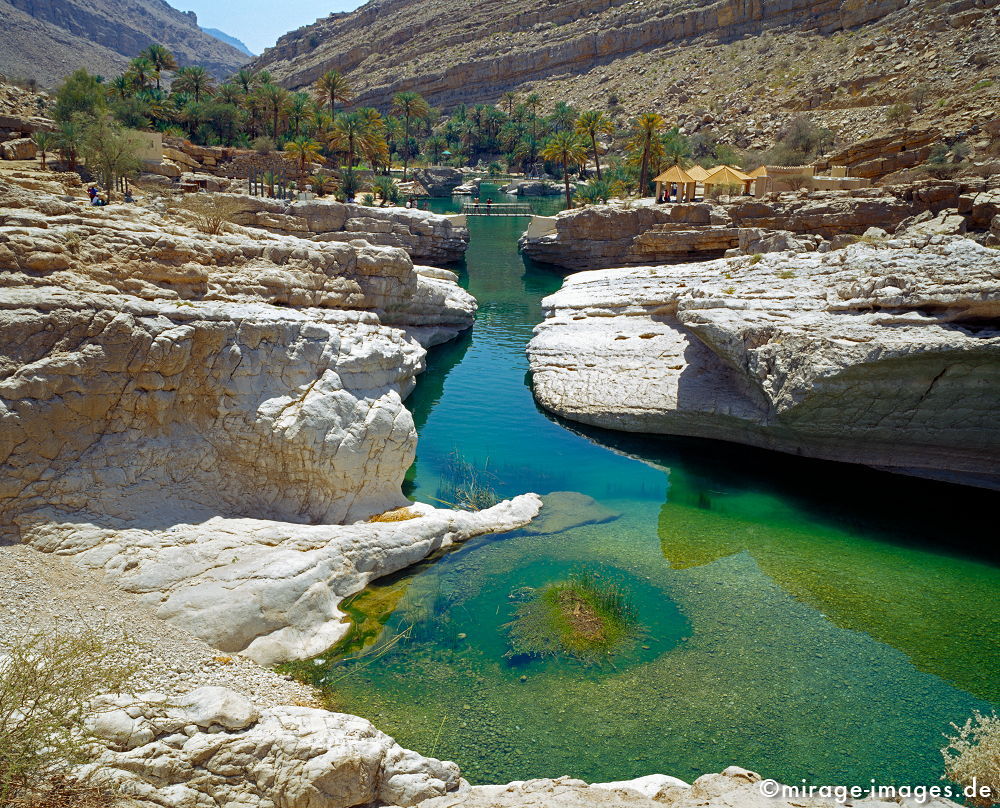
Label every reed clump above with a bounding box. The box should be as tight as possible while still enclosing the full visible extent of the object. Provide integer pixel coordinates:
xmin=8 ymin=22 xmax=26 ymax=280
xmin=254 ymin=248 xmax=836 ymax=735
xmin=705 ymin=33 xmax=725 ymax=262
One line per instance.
xmin=504 ymin=572 xmax=640 ymax=662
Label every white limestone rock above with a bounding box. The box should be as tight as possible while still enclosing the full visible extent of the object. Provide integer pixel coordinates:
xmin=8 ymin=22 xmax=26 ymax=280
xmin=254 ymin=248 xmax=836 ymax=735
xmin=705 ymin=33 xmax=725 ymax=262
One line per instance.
xmin=81 ymin=686 xmax=462 ymax=808
xmin=527 ymin=238 xmax=1000 ymax=488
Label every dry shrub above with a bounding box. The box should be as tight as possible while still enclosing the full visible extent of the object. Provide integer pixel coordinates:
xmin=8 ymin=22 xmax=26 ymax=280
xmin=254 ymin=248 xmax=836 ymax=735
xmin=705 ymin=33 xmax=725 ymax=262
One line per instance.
xmin=1 ymin=628 xmax=135 ymax=807
xmin=175 ymin=194 xmax=246 ymax=235
xmin=943 ymin=710 xmax=1000 ymax=807
xmin=367 ymin=506 xmax=421 ymax=523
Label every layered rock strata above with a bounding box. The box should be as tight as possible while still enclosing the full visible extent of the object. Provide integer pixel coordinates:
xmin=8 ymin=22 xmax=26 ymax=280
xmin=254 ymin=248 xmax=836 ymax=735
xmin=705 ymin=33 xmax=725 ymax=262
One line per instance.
xmin=251 ymin=0 xmax=909 ymax=110
xmin=0 ymin=178 xmax=540 ymax=663
xmin=520 ymin=179 xmax=992 ymax=270
xmin=226 ymin=194 xmax=470 ymax=266
xmin=527 ymin=237 xmax=1000 ymax=488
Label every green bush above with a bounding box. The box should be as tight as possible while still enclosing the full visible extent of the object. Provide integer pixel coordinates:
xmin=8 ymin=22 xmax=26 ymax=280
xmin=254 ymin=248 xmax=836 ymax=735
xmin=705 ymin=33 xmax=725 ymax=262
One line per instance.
xmin=1 ymin=628 xmax=135 ymax=807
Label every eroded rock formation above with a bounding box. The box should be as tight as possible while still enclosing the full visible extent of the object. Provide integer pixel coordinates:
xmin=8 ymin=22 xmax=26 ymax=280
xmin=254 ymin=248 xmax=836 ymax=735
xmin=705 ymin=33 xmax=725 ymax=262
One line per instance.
xmin=0 ymin=178 xmax=541 ymax=663
xmin=520 ymin=179 xmax=992 ymax=270
xmin=527 ymin=237 xmax=1000 ymax=488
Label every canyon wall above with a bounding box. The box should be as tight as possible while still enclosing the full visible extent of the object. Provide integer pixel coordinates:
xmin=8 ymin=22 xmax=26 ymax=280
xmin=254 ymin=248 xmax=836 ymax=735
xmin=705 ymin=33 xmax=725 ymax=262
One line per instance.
xmin=527 ymin=237 xmax=1000 ymax=489
xmin=0 ymin=178 xmax=540 ymax=664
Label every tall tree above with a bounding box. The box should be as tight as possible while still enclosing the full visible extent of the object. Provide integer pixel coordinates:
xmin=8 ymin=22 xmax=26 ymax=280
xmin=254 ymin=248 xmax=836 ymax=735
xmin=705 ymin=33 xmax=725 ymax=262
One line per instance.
xmin=627 ymin=113 xmax=666 ymax=197
xmin=391 ymin=91 xmax=430 ymax=180
xmin=574 ymin=110 xmax=614 ymax=180
xmin=284 ymin=136 xmax=323 ymax=177
xmin=541 ymin=132 xmax=588 ymax=210
xmin=500 ymin=91 xmax=516 ymax=116
xmin=314 ymin=70 xmax=352 ymax=120
xmin=172 ymin=66 xmax=215 ymax=103
xmin=140 ymin=44 xmax=176 ymax=89
xmin=127 ymin=57 xmax=156 ymax=92
xmin=257 ymin=83 xmax=289 ymax=140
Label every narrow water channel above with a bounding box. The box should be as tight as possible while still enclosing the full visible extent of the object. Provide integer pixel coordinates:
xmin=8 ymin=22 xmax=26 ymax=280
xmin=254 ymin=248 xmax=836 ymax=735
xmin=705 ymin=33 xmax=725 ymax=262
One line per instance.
xmin=289 ymin=185 xmax=1000 ymax=788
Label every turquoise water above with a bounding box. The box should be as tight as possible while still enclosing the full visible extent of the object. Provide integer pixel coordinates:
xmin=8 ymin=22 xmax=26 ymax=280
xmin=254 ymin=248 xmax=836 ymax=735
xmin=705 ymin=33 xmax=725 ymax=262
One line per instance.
xmin=290 ymin=186 xmax=1000 ymax=788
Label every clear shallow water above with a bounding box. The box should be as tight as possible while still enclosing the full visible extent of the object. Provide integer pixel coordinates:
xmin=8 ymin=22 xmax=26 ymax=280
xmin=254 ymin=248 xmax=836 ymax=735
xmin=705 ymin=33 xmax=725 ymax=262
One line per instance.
xmin=288 ymin=186 xmax=1000 ymax=787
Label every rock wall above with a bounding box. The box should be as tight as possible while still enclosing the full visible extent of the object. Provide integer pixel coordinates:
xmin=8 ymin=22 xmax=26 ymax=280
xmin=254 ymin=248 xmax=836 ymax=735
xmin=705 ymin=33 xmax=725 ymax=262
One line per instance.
xmin=527 ymin=237 xmax=1000 ymax=488
xmin=520 ymin=180 xmax=986 ymax=271
xmin=0 ymin=178 xmax=541 ymax=663
xmin=229 ymin=195 xmax=470 ymax=266
xmin=250 ymin=0 xmax=908 ymax=110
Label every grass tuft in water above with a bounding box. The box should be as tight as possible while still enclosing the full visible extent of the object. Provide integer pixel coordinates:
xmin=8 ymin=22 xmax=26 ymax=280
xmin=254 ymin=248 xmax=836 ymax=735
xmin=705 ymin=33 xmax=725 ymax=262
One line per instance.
xmin=504 ymin=572 xmax=640 ymax=662
xmin=435 ymin=450 xmax=500 ymax=511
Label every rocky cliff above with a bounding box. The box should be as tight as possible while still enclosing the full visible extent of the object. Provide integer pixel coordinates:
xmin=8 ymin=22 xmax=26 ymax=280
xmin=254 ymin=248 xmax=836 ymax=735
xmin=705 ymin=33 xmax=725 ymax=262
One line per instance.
xmin=251 ymin=0 xmax=999 ymax=146
xmin=527 ymin=236 xmax=1000 ymax=489
xmin=0 ymin=0 xmax=248 ymax=86
xmin=0 ymin=177 xmax=540 ymax=664
xmin=520 ymin=179 xmax=992 ymax=270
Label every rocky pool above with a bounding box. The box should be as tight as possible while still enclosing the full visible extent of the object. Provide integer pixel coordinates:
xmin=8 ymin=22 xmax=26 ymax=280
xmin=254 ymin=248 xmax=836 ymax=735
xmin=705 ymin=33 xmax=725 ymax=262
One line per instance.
xmin=285 ymin=185 xmax=1000 ymax=788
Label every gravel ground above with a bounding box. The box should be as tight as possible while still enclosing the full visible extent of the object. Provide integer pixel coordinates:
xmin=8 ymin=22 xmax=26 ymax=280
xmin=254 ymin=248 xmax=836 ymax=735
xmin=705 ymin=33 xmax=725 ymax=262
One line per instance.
xmin=0 ymin=543 xmax=321 ymax=708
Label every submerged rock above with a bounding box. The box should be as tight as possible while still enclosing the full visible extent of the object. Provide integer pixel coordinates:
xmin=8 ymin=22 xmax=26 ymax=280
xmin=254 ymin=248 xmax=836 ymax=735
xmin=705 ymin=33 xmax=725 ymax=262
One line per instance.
xmin=521 ymin=491 xmax=621 ymax=535
xmin=527 ymin=238 xmax=1000 ymax=489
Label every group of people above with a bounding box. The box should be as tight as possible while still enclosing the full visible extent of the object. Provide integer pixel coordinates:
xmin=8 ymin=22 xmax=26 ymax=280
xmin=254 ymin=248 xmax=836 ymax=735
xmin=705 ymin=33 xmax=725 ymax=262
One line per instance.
xmin=87 ymin=185 xmax=134 ymax=206
xmin=404 ymin=197 xmax=430 ymax=210
xmin=471 ymin=197 xmax=494 ymax=213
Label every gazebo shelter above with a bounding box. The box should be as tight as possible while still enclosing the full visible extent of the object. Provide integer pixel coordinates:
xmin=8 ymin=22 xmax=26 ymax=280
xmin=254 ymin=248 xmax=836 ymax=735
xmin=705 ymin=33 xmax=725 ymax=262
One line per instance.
xmin=703 ymin=165 xmax=754 ymax=195
xmin=686 ymin=164 xmax=712 ymax=183
xmin=653 ymin=165 xmax=697 ymax=202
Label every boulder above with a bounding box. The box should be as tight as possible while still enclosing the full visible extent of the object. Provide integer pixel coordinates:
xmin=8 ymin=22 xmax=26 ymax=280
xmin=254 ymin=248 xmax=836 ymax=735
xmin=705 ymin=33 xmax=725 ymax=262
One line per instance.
xmin=410 ymin=166 xmax=464 ymax=197
xmin=0 ymin=137 xmax=36 ymax=160
xmin=82 ymin=687 xmax=462 ymax=808
xmin=502 ymin=179 xmax=563 ymax=196
xmin=521 ymin=491 xmax=621 ymax=535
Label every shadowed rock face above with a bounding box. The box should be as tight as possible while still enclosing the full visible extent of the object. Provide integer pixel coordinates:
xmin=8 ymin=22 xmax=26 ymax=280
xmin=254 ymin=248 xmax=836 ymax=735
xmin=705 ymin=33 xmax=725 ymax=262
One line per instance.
xmin=527 ymin=237 xmax=1000 ymax=489
xmin=0 ymin=178 xmax=542 ymax=663
xmin=250 ymin=0 xmax=907 ymax=110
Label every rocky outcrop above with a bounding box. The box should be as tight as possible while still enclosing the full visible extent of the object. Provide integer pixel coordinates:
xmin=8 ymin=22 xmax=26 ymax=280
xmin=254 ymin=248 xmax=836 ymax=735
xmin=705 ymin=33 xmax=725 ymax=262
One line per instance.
xmin=814 ymin=129 xmax=940 ymax=179
xmin=224 ymin=194 xmax=470 ymax=266
xmin=520 ymin=181 xmax=987 ymax=271
xmin=0 ymin=178 xmax=541 ymax=663
xmin=501 ymin=180 xmax=564 ymax=196
xmin=411 ymin=166 xmax=464 ymax=197
xmin=527 ymin=237 xmax=1000 ymax=489
xmin=0 ymin=136 xmax=35 ymax=160
xmin=250 ymin=0 xmax=908 ymax=111
xmin=81 ymin=686 xmax=462 ymax=808
xmin=0 ymin=0 xmax=248 ymax=85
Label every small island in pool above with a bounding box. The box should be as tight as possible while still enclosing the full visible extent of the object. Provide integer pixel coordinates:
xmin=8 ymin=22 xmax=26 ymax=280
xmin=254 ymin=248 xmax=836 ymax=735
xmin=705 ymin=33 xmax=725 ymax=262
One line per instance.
xmin=505 ymin=572 xmax=641 ymax=662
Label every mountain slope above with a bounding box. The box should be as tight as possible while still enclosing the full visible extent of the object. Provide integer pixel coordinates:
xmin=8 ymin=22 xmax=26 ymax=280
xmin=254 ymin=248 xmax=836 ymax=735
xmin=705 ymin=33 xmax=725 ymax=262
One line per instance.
xmin=202 ymin=27 xmax=255 ymax=58
xmin=0 ymin=0 xmax=249 ymax=86
xmin=250 ymin=0 xmax=999 ymax=146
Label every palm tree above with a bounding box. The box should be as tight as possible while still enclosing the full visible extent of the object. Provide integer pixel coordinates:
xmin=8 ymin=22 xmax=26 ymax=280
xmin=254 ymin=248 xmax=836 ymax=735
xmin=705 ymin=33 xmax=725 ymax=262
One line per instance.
xmin=234 ymin=68 xmax=259 ymax=96
xmin=391 ymin=91 xmax=430 ymax=180
xmin=330 ymin=111 xmax=373 ymax=173
xmin=140 ymin=44 xmax=176 ymax=89
xmin=306 ymin=172 xmax=338 ymax=197
xmin=550 ymin=101 xmax=576 ymax=132
xmin=627 ymin=113 xmax=666 ymax=197
xmin=424 ymin=134 xmax=447 ymax=165
xmin=257 ymin=83 xmax=289 ymax=140
xmin=284 ymin=136 xmax=322 ymax=177
xmin=288 ymin=92 xmax=313 ymax=138
xmin=32 ymin=131 xmax=53 ymax=170
xmin=541 ymin=132 xmax=588 ymax=209
xmin=500 ymin=91 xmax=516 ymax=116
xmin=128 ymin=57 xmax=156 ymax=91
xmin=525 ymin=93 xmax=542 ymax=142
xmin=217 ymin=83 xmax=242 ymax=105
xmin=173 ymin=66 xmax=215 ymax=103
xmin=574 ymin=110 xmax=614 ymax=180
xmin=108 ymin=74 xmax=133 ymax=101
xmin=54 ymin=120 xmax=83 ymax=169
xmin=372 ymin=175 xmax=399 ymax=207
xmin=314 ymin=69 xmax=352 ymax=120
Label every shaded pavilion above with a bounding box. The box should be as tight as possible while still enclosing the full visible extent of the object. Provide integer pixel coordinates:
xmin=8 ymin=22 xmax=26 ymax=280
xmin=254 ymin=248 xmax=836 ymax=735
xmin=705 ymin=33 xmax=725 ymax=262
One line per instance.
xmin=703 ymin=164 xmax=754 ymax=195
xmin=653 ymin=165 xmax=697 ymax=202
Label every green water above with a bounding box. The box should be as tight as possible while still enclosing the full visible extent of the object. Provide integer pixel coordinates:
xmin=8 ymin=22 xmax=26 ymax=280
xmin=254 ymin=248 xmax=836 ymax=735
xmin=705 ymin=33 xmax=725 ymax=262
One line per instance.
xmin=292 ymin=186 xmax=1000 ymax=788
